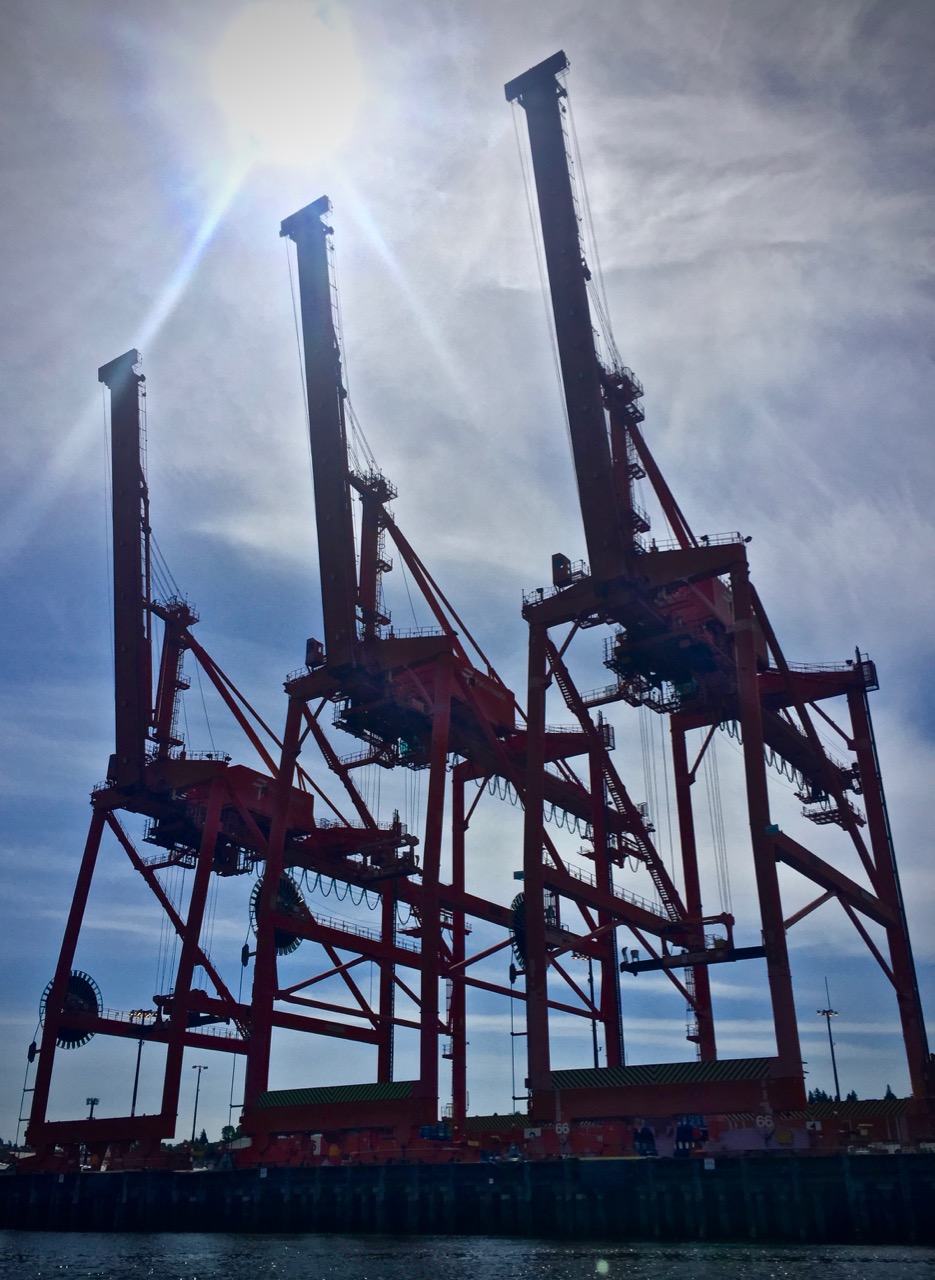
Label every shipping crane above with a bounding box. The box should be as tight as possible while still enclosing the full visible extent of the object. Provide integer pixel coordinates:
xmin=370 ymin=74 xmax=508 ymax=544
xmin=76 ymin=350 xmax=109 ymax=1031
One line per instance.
xmin=507 ymin=51 xmax=932 ymax=1127
xmin=25 ymin=351 xmax=413 ymax=1170
xmin=239 ymin=197 xmax=526 ymax=1143
xmin=244 ymin=199 xmax=553 ymax=1142
xmin=247 ymin=197 xmax=696 ymax=1145
xmin=25 ymin=56 xmax=931 ymax=1165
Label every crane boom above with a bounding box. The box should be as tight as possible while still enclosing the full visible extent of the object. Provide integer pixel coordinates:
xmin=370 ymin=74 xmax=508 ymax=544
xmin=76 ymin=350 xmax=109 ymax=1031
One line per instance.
xmin=98 ymin=349 xmax=150 ymax=789
xmin=506 ymin=52 xmax=628 ymax=580
xmin=280 ymin=197 xmax=359 ymax=668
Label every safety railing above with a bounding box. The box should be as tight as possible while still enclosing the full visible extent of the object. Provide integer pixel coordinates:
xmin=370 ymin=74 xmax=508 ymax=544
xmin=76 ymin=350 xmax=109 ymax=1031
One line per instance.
xmin=562 ymin=861 xmax=668 ymax=921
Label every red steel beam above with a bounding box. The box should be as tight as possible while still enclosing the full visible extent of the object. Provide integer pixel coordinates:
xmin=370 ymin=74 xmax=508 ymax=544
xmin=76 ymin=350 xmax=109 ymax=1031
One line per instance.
xmin=773 ymin=830 xmax=896 ymax=928
xmin=98 ymin=350 xmax=150 ymax=789
xmin=505 ymin=53 xmax=627 ymax=579
xmin=847 ymin=683 xmax=932 ymax=1099
xmin=280 ymin=198 xmax=358 ymax=667
xmin=671 ymin=718 xmax=717 ymax=1058
xmin=730 ymin=556 xmax=803 ymax=1089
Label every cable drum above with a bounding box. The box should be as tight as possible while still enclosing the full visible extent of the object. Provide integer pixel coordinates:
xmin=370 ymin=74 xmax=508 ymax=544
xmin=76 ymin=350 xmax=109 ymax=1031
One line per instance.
xmin=510 ymin=893 xmax=527 ymax=968
xmin=39 ymin=970 xmax=102 ymax=1050
xmin=249 ymin=872 xmax=307 ymax=956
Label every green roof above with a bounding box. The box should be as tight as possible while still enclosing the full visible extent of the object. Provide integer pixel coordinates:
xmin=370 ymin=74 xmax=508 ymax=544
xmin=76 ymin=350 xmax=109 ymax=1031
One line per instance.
xmin=805 ymin=1098 xmax=907 ymax=1119
xmin=257 ymin=1080 xmax=415 ymax=1109
xmin=552 ymin=1058 xmax=775 ymax=1091
xmin=463 ymin=1112 xmax=528 ymax=1134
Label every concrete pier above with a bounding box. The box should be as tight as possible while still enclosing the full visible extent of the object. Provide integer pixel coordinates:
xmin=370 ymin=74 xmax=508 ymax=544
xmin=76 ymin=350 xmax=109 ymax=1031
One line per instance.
xmin=2 ymin=1154 xmax=933 ymax=1242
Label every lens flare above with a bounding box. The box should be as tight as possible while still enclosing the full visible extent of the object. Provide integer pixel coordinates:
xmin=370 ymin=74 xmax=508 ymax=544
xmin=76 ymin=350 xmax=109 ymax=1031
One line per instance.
xmin=209 ymin=1 xmax=366 ymax=168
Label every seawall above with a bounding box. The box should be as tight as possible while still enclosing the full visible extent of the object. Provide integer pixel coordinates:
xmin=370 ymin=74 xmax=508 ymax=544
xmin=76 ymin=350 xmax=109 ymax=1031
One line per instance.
xmin=2 ymin=1154 xmax=934 ymax=1242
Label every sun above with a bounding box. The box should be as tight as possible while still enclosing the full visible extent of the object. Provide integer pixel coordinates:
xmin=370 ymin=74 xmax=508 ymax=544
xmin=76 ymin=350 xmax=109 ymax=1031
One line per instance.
xmin=208 ymin=1 xmax=367 ymax=168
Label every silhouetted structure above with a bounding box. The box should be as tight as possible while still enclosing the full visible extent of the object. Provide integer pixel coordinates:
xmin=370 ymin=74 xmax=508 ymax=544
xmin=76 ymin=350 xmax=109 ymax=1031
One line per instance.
xmin=24 ymin=53 xmax=931 ymax=1170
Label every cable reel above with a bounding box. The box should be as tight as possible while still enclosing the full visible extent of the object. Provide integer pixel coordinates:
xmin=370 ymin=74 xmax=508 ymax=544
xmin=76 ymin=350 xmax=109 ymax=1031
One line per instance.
xmin=510 ymin=893 xmax=527 ymax=970
xmin=249 ymin=871 xmax=307 ymax=956
xmin=39 ymin=970 xmax=102 ymax=1050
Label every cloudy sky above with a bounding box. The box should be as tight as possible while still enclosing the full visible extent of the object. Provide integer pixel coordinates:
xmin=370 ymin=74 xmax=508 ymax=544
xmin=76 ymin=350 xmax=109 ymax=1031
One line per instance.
xmin=1 ymin=0 xmax=932 ymax=1145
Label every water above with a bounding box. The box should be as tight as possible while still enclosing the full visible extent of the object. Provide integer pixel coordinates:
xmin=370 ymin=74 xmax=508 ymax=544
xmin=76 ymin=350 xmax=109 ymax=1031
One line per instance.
xmin=0 ymin=1235 xmax=933 ymax=1280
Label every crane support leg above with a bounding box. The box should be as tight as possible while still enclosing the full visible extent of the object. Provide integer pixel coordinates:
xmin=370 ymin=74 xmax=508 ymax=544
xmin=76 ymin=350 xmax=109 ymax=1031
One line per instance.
xmin=377 ymin=887 xmax=396 ymax=1081
xmin=523 ymin=621 xmax=552 ymax=1096
xmin=244 ymin=696 xmax=303 ymax=1108
xmin=450 ymin=774 xmax=468 ymax=1132
xmin=671 ymin=719 xmax=717 ymax=1060
xmin=589 ymin=748 xmax=623 ymax=1067
xmin=731 ymin=557 xmax=803 ymax=1089
xmin=159 ymin=778 xmax=226 ymax=1126
xmin=847 ymin=685 xmax=933 ymax=1100
xmin=26 ymin=807 xmax=107 ymax=1144
xmin=417 ymin=657 xmax=453 ymax=1109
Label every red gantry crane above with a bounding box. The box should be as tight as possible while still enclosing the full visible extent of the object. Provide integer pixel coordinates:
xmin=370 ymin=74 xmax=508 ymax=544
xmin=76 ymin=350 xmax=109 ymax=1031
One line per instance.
xmin=241 ymin=199 xmax=614 ymax=1150
xmin=258 ymin=184 xmax=783 ymax=1150
xmin=25 ymin=55 xmax=931 ymax=1167
xmin=505 ymin=51 xmax=933 ymax=1131
xmin=24 ymin=350 xmax=413 ymax=1169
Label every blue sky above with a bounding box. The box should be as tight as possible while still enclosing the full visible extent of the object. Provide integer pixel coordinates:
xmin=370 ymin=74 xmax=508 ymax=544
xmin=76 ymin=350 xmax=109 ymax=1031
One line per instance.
xmin=1 ymin=0 xmax=933 ymax=1144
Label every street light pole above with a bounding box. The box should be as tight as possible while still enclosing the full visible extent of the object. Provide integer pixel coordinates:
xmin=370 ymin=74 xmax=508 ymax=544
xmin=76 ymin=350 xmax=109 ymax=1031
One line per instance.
xmin=190 ymin=1064 xmax=208 ymax=1143
xmin=817 ymin=977 xmax=841 ymax=1102
xmin=86 ymin=1096 xmax=99 ymax=1120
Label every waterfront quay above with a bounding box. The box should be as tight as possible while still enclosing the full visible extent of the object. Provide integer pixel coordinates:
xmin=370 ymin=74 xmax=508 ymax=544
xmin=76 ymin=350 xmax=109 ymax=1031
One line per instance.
xmin=2 ymin=1154 xmax=934 ymax=1242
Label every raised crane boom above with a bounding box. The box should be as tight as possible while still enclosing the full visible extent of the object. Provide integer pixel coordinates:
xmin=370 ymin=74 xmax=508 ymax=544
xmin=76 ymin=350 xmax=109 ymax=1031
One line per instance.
xmin=280 ymin=197 xmax=359 ymax=668
xmin=506 ymin=51 xmax=628 ymax=580
xmin=98 ymin=349 xmax=151 ymax=789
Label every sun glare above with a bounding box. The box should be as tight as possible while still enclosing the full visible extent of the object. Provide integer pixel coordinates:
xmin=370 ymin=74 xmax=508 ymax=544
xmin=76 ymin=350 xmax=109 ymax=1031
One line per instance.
xmin=209 ymin=2 xmax=366 ymax=168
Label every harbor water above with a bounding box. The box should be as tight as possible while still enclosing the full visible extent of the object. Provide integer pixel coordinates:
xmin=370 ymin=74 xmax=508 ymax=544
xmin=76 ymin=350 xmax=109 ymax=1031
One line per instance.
xmin=0 ymin=1234 xmax=934 ymax=1280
